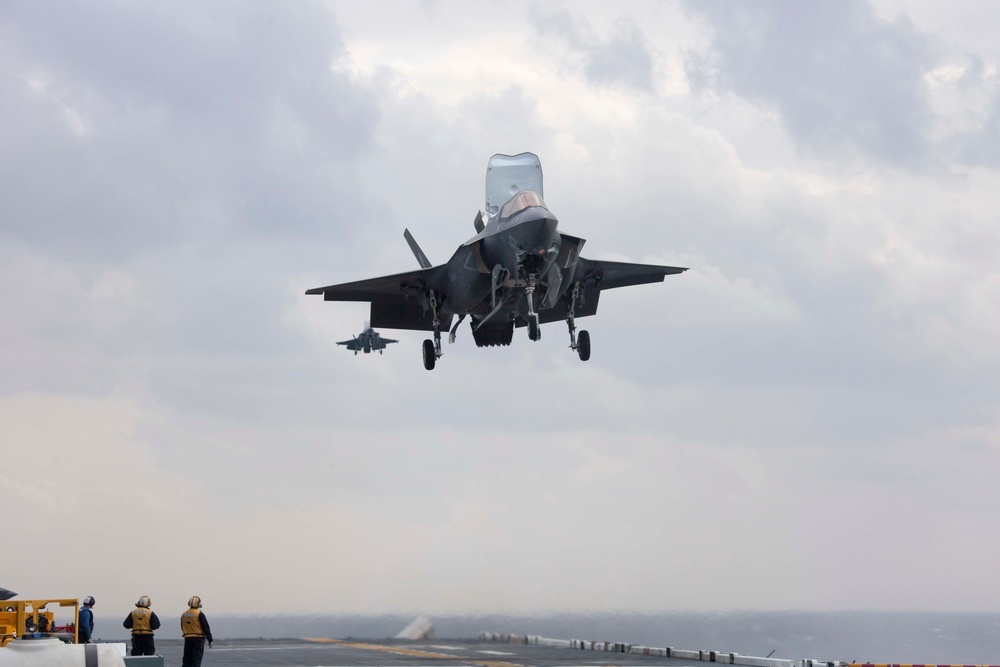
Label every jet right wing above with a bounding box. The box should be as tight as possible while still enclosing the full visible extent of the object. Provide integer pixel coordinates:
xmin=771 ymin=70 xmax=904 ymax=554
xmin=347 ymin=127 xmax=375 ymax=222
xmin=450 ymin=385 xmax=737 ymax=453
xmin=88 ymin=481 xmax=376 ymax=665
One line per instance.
xmin=576 ymin=258 xmax=687 ymax=289
xmin=336 ymin=339 xmax=361 ymax=351
xmin=306 ymin=266 xmax=454 ymax=332
xmin=536 ymin=257 xmax=686 ymax=325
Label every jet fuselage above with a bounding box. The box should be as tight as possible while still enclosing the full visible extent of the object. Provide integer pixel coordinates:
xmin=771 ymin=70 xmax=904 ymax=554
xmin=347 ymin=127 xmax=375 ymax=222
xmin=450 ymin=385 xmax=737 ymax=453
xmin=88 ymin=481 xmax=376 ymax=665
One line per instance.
xmin=429 ymin=194 xmax=568 ymax=333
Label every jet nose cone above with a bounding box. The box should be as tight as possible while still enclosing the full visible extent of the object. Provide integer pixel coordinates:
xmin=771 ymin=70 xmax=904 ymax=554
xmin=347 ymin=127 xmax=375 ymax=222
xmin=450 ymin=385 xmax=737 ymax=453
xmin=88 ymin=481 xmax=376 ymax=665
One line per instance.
xmin=518 ymin=211 xmax=560 ymax=255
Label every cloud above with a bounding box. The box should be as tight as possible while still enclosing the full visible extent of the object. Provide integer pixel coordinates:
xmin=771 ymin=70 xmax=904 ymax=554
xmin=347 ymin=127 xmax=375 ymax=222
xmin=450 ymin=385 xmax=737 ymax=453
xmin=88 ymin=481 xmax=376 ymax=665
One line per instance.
xmin=682 ymin=0 xmax=940 ymax=168
xmin=529 ymin=6 xmax=655 ymax=92
xmin=955 ymin=82 xmax=1000 ymax=167
xmin=5 ymin=0 xmax=1000 ymax=617
xmin=0 ymin=0 xmax=381 ymax=263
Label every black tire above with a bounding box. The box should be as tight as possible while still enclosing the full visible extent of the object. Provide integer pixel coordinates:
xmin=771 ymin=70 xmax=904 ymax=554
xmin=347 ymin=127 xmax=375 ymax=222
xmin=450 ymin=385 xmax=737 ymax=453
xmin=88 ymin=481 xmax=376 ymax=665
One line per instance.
xmin=528 ymin=315 xmax=540 ymax=341
xmin=577 ymin=330 xmax=591 ymax=361
xmin=422 ymin=339 xmax=436 ymax=370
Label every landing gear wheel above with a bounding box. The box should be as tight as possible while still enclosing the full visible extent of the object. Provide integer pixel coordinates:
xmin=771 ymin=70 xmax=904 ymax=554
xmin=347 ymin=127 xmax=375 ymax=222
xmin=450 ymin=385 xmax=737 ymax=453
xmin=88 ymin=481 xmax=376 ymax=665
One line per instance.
xmin=577 ymin=330 xmax=591 ymax=361
xmin=422 ymin=339 xmax=436 ymax=370
xmin=528 ymin=314 xmax=540 ymax=341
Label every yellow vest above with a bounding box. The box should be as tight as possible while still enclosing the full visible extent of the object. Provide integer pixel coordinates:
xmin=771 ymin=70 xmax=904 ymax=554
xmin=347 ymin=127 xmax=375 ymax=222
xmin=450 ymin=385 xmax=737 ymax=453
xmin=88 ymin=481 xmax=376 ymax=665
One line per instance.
xmin=180 ymin=608 xmax=203 ymax=638
xmin=130 ymin=608 xmax=154 ymax=634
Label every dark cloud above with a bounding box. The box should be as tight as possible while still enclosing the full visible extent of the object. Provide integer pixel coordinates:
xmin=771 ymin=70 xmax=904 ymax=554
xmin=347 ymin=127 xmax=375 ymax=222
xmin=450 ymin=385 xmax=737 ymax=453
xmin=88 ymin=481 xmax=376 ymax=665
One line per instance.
xmin=528 ymin=6 xmax=654 ymax=92
xmin=0 ymin=0 xmax=381 ymax=262
xmin=682 ymin=0 xmax=939 ymax=168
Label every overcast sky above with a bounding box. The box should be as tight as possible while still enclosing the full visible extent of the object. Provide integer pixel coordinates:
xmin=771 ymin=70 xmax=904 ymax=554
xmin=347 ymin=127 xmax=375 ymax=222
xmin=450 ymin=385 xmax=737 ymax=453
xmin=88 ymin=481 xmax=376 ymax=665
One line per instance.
xmin=3 ymin=0 xmax=1000 ymax=618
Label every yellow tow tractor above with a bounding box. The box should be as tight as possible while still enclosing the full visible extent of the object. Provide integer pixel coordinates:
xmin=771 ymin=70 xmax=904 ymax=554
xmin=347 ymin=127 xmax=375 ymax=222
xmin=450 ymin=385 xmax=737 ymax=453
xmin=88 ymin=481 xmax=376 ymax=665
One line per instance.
xmin=0 ymin=589 xmax=81 ymax=646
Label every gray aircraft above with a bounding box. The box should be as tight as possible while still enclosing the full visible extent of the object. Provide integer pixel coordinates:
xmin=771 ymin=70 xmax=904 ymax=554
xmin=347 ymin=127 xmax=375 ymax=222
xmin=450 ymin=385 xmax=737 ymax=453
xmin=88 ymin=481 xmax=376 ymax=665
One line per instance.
xmin=338 ymin=321 xmax=398 ymax=355
xmin=307 ymin=152 xmax=687 ymax=370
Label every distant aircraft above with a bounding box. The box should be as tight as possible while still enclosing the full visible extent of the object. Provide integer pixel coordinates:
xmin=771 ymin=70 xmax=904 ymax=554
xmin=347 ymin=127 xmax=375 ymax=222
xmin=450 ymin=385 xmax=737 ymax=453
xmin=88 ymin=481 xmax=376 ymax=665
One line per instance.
xmin=338 ymin=321 xmax=398 ymax=355
xmin=307 ymin=152 xmax=686 ymax=370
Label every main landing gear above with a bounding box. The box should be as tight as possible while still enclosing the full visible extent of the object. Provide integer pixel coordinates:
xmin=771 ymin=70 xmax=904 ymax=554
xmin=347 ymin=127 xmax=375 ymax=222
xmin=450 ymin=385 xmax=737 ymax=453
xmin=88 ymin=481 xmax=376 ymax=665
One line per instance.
xmin=566 ymin=282 xmax=590 ymax=361
xmin=422 ymin=339 xmax=436 ymax=370
xmin=575 ymin=329 xmax=591 ymax=361
xmin=422 ymin=290 xmax=444 ymax=371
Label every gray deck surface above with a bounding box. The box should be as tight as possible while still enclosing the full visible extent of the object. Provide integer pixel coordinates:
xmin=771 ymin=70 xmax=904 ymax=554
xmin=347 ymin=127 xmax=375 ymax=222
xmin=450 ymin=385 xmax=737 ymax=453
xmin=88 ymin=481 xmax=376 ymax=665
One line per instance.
xmin=143 ymin=638 xmax=703 ymax=667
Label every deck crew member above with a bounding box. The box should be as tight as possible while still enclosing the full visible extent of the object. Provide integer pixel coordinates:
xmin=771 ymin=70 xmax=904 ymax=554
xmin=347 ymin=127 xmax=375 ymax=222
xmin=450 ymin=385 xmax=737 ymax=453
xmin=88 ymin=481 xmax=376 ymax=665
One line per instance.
xmin=78 ymin=596 xmax=95 ymax=643
xmin=123 ymin=595 xmax=161 ymax=656
xmin=181 ymin=595 xmax=213 ymax=667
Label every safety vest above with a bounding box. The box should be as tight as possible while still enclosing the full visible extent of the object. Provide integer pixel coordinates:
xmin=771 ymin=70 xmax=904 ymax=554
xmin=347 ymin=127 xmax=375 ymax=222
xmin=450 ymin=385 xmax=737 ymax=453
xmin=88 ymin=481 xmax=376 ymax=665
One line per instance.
xmin=130 ymin=608 xmax=154 ymax=634
xmin=181 ymin=608 xmax=203 ymax=638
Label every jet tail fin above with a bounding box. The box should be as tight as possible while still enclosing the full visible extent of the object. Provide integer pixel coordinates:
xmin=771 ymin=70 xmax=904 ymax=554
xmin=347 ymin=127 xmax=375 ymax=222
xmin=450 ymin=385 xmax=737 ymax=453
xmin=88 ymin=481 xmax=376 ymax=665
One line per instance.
xmin=473 ymin=210 xmax=486 ymax=233
xmin=403 ymin=228 xmax=432 ymax=269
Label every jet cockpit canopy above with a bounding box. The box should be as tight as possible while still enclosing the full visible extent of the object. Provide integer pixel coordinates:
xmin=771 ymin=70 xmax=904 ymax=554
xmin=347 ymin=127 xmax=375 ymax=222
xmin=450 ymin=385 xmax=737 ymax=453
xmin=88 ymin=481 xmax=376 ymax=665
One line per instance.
xmin=485 ymin=152 xmax=543 ymax=216
xmin=499 ymin=190 xmax=546 ymax=220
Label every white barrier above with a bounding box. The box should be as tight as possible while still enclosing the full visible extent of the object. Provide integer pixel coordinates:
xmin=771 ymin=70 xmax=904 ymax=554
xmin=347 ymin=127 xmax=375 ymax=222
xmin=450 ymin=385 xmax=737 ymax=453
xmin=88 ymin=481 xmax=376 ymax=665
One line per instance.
xmin=734 ymin=656 xmax=795 ymax=667
xmin=0 ymin=639 xmax=128 ymax=667
xmin=530 ymin=636 xmax=573 ymax=649
xmin=480 ymin=630 xmax=835 ymax=667
xmin=672 ymin=648 xmax=702 ymax=659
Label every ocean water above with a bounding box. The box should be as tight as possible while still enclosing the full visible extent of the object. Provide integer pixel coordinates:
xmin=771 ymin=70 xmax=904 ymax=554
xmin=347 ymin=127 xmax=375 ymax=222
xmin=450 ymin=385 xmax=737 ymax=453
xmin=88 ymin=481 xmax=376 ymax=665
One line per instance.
xmin=93 ymin=611 xmax=1000 ymax=663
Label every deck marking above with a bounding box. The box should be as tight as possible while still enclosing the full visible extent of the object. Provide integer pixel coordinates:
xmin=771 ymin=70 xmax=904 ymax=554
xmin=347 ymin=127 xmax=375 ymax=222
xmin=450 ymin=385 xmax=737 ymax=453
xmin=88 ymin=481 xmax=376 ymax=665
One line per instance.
xmin=303 ymin=638 xmax=525 ymax=667
xmin=209 ymin=644 xmax=332 ymax=652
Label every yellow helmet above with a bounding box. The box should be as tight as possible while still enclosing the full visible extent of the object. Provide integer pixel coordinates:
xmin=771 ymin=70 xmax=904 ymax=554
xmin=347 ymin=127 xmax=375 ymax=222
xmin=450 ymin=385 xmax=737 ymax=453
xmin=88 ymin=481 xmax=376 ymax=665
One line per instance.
xmin=136 ymin=596 xmax=151 ymax=608
xmin=187 ymin=596 xmax=202 ymax=609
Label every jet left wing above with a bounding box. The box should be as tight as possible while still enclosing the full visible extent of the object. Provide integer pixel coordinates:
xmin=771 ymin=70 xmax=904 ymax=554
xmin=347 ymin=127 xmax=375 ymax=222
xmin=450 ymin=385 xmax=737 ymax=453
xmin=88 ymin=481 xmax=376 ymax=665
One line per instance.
xmin=306 ymin=266 xmax=443 ymax=301
xmin=336 ymin=338 xmax=360 ymax=350
xmin=306 ymin=267 xmax=454 ymax=332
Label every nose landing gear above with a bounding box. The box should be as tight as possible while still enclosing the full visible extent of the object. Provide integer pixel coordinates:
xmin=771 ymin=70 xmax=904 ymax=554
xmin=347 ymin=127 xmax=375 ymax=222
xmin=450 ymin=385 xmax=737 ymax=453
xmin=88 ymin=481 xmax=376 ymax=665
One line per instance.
xmin=528 ymin=314 xmax=540 ymax=341
xmin=526 ymin=274 xmax=541 ymax=341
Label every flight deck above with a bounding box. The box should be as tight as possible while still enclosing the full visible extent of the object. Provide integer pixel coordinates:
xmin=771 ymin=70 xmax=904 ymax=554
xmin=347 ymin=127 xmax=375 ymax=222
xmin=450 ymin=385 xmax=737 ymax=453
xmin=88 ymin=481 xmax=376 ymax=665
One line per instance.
xmin=148 ymin=637 xmax=710 ymax=667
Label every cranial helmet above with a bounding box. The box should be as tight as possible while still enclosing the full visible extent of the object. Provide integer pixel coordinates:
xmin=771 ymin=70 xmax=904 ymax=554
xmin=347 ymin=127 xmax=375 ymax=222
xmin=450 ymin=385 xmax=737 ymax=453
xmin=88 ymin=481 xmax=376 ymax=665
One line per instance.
xmin=187 ymin=596 xmax=202 ymax=609
xmin=82 ymin=596 xmax=95 ymax=607
xmin=136 ymin=596 xmax=151 ymax=608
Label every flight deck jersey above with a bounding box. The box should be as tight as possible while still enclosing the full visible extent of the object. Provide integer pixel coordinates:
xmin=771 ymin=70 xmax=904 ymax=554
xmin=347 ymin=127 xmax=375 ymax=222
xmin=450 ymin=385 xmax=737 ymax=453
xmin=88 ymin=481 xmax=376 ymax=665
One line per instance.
xmin=129 ymin=609 xmax=154 ymax=634
xmin=181 ymin=609 xmax=204 ymax=638
xmin=79 ymin=607 xmax=94 ymax=641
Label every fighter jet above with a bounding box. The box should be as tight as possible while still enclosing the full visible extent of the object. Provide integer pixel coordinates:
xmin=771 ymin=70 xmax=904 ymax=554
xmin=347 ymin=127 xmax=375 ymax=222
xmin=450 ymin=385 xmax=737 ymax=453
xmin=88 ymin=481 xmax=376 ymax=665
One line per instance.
xmin=338 ymin=321 xmax=398 ymax=355
xmin=307 ymin=152 xmax=686 ymax=370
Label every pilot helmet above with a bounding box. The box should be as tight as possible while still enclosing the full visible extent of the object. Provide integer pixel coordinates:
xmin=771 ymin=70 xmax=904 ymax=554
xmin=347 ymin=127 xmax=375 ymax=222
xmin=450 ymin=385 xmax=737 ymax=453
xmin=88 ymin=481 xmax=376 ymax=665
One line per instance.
xmin=82 ymin=596 xmax=95 ymax=607
xmin=136 ymin=596 xmax=151 ymax=608
xmin=187 ymin=596 xmax=202 ymax=609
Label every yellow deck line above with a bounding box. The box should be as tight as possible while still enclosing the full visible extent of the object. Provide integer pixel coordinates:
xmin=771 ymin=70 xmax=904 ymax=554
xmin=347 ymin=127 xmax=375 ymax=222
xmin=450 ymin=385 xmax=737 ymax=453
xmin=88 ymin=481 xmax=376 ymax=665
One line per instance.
xmin=302 ymin=638 xmax=525 ymax=667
